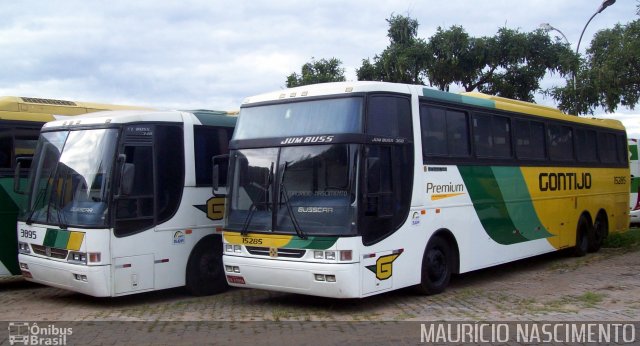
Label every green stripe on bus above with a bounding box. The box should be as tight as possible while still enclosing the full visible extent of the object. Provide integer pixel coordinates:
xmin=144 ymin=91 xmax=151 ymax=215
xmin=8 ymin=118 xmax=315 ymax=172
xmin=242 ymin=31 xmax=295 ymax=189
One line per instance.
xmin=286 ymin=236 xmax=338 ymax=250
xmin=491 ymin=167 xmax=553 ymax=240
xmin=422 ymin=88 xmax=496 ymax=109
xmin=53 ymin=230 xmax=70 ymax=249
xmin=458 ymin=166 xmax=528 ymax=245
xmin=43 ymin=229 xmax=58 ymax=247
xmin=632 ymin=177 xmax=640 ymax=194
xmin=630 ymin=144 xmax=638 ymax=161
xmin=0 ymin=178 xmax=21 ymax=274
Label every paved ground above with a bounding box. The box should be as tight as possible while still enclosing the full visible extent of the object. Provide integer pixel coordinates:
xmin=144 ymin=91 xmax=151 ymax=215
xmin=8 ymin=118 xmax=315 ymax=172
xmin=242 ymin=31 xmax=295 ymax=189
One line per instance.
xmin=1 ymin=246 xmax=639 ymax=344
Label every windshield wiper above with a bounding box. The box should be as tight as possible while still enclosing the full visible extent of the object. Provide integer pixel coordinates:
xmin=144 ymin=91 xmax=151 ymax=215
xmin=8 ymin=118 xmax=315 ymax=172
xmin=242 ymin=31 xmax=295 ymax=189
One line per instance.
xmin=54 ymin=168 xmax=70 ymax=229
xmin=240 ymin=162 xmax=274 ymax=236
xmin=278 ymin=162 xmax=306 ymax=240
xmin=25 ymin=167 xmax=56 ymax=225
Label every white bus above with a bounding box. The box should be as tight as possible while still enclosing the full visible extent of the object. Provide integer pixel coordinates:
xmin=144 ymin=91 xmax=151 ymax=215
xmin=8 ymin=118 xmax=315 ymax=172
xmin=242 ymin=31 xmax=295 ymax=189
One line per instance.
xmin=16 ymin=109 xmax=236 ymax=296
xmin=629 ymin=138 xmax=640 ymax=225
xmin=220 ymin=81 xmax=629 ymax=298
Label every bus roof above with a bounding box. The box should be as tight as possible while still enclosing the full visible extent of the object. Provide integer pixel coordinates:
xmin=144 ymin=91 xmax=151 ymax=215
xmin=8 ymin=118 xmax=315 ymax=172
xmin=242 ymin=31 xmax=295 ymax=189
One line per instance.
xmin=241 ymin=81 xmax=625 ymax=132
xmin=41 ymin=109 xmax=237 ymax=130
xmin=0 ymin=96 xmax=151 ymax=123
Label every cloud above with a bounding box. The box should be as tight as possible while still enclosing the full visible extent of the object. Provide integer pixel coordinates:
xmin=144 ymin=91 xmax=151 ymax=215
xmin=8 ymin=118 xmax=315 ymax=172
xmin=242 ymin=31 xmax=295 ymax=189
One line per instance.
xmin=0 ymin=0 xmax=637 ymax=112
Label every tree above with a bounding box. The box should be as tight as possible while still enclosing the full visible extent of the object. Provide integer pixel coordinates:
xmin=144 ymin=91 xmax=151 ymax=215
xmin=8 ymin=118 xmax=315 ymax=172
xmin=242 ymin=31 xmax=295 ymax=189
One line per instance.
xmin=356 ymin=14 xmax=430 ymax=84
xmin=286 ymin=57 xmax=346 ymax=87
xmin=550 ymin=19 xmax=640 ymax=114
xmin=358 ymin=15 xmax=574 ymax=103
xmin=427 ymin=26 xmax=575 ymax=102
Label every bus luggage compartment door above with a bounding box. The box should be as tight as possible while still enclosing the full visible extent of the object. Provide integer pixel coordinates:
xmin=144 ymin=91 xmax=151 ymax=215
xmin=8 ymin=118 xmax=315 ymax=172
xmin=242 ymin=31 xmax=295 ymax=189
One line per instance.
xmin=361 ymin=251 xmax=395 ymax=295
xmin=113 ymin=254 xmax=154 ymax=295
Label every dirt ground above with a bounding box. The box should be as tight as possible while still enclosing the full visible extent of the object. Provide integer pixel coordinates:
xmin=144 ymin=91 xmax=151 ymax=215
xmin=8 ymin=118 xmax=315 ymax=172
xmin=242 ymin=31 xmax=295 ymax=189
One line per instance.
xmin=0 ymin=247 xmax=638 ymax=345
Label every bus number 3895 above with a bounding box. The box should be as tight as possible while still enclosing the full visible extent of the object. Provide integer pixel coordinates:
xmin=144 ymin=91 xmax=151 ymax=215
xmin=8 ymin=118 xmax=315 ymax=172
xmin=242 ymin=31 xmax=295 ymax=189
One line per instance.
xmin=20 ymin=229 xmax=37 ymax=240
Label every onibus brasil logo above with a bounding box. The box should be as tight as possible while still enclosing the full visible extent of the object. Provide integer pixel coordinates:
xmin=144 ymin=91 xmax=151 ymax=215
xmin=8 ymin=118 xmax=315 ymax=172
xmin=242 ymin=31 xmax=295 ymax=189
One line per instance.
xmin=8 ymin=322 xmax=72 ymax=345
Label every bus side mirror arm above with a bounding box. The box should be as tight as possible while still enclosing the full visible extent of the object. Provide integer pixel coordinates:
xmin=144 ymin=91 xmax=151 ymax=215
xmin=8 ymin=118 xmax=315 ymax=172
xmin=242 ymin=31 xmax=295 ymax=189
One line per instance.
xmin=212 ymin=154 xmax=229 ymax=197
xmin=13 ymin=157 xmax=32 ymax=194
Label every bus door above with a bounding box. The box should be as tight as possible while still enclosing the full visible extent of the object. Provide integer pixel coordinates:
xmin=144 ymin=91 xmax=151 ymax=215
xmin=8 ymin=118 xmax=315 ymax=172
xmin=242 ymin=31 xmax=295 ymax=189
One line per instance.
xmin=111 ymin=125 xmax=157 ymax=295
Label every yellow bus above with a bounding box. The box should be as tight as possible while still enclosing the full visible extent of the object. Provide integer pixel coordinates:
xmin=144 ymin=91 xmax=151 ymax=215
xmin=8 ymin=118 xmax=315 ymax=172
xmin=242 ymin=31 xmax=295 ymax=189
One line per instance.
xmin=219 ymin=81 xmax=629 ymax=298
xmin=1 ymin=96 xmax=148 ymax=276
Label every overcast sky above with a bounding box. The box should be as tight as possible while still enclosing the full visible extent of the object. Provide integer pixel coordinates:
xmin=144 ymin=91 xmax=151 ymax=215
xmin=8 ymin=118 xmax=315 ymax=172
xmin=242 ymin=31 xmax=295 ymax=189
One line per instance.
xmin=1 ymin=1 xmax=638 ymax=132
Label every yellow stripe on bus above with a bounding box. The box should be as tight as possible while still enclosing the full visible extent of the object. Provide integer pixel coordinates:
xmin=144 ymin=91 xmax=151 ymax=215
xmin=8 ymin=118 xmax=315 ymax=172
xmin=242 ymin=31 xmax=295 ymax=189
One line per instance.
xmin=67 ymin=232 xmax=84 ymax=251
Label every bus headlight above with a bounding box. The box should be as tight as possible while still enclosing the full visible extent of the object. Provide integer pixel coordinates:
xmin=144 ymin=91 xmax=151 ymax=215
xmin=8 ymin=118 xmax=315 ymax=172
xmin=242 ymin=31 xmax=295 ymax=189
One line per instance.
xmin=18 ymin=242 xmax=31 ymax=255
xmin=313 ymin=250 xmax=352 ymax=261
xmin=68 ymin=252 xmax=87 ymax=264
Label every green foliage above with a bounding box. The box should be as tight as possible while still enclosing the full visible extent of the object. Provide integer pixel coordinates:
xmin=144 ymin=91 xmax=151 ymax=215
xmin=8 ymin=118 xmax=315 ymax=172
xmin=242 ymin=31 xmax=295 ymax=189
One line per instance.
xmin=356 ymin=15 xmax=429 ymax=84
xmin=286 ymin=57 xmax=346 ymax=88
xmin=358 ymin=15 xmax=574 ymax=102
xmin=478 ymin=28 xmax=576 ymax=102
xmin=549 ymin=20 xmax=640 ymax=114
xmin=425 ymin=25 xmax=485 ymax=92
xmin=603 ymin=228 xmax=640 ymax=250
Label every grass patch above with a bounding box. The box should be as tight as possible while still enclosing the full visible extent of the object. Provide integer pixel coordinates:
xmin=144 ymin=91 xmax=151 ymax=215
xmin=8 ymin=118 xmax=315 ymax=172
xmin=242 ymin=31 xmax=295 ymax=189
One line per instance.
xmin=603 ymin=228 xmax=640 ymax=251
xmin=575 ymin=291 xmax=605 ymax=308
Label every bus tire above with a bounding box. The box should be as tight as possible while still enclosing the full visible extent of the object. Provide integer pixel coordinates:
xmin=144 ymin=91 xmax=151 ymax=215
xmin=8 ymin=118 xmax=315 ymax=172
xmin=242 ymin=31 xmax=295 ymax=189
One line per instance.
xmin=589 ymin=212 xmax=608 ymax=253
xmin=415 ymin=236 xmax=451 ymax=295
xmin=573 ymin=217 xmax=590 ymax=257
xmin=185 ymin=236 xmax=228 ymax=296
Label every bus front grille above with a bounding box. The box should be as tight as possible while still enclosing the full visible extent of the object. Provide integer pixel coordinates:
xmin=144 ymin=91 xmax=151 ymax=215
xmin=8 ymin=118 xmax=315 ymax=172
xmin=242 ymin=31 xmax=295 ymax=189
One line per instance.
xmin=245 ymin=246 xmax=306 ymax=258
xmin=31 ymin=244 xmax=68 ymax=259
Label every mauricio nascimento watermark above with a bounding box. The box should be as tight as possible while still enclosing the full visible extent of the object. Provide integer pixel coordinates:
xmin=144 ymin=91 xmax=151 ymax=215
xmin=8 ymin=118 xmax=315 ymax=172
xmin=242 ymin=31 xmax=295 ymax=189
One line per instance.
xmin=420 ymin=322 xmax=637 ymax=344
xmin=8 ymin=322 xmax=72 ymax=346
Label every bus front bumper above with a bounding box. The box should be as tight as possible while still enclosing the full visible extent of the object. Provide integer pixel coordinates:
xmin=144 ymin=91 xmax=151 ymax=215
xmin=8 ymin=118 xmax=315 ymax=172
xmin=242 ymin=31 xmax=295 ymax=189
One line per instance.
xmin=18 ymin=254 xmax=112 ymax=297
xmin=223 ymin=255 xmax=361 ymax=298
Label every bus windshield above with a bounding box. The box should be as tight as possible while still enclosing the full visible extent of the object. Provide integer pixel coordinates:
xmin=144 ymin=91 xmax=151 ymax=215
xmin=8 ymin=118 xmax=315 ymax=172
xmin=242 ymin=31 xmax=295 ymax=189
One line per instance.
xmin=22 ymin=129 xmax=119 ymax=228
xmin=234 ymin=97 xmax=363 ymax=139
xmin=226 ymin=144 xmax=358 ymax=236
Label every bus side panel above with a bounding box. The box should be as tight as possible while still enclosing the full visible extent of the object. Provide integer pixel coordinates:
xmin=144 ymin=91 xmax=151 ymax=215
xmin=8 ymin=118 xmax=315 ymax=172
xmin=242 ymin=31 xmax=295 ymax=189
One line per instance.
xmin=0 ymin=177 xmax=22 ymax=275
xmin=521 ymin=167 xmax=629 ymax=239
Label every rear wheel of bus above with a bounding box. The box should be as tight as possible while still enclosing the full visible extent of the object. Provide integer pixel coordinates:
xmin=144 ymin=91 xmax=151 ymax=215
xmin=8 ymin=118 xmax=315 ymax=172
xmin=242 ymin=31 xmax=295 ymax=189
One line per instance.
xmin=573 ymin=215 xmax=591 ymax=257
xmin=589 ymin=210 xmax=608 ymax=253
xmin=186 ymin=236 xmax=228 ymax=296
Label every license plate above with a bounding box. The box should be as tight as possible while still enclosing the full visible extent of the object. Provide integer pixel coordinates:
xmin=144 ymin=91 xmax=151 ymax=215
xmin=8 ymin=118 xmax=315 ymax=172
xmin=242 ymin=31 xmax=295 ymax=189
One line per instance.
xmin=226 ymin=275 xmax=245 ymax=284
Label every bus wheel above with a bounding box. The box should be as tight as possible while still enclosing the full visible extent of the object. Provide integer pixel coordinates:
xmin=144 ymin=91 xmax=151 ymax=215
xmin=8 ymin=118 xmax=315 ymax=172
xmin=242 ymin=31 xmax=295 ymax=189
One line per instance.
xmin=186 ymin=237 xmax=228 ymax=296
xmin=589 ymin=212 xmax=608 ymax=253
xmin=415 ymin=236 xmax=451 ymax=295
xmin=573 ymin=217 xmax=590 ymax=257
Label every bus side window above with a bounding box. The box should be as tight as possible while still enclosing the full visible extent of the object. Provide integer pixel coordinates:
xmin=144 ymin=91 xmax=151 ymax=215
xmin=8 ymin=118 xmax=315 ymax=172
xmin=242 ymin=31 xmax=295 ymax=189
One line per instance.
xmin=114 ymin=145 xmax=154 ymax=236
xmin=114 ymin=125 xmax=184 ymax=237
xmin=194 ymin=126 xmax=231 ymax=187
xmin=0 ymin=129 xmax=11 ymax=169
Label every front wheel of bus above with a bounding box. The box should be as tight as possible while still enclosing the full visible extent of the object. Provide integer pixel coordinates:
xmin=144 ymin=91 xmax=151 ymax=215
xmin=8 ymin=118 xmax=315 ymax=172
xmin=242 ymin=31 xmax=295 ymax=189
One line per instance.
xmin=415 ymin=236 xmax=451 ymax=295
xmin=186 ymin=236 xmax=228 ymax=296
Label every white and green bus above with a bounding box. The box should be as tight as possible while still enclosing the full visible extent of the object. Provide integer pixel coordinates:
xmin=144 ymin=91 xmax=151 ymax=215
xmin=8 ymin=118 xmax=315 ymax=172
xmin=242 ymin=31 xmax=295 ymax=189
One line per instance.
xmin=629 ymin=138 xmax=640 ymax=225
xmin=16 ymin=109 xmax=236 ymax=296
xmin=220 ymin=81 xmax=629 ymax=298
xmin=1 ymin=96 xmax=148 ymax=277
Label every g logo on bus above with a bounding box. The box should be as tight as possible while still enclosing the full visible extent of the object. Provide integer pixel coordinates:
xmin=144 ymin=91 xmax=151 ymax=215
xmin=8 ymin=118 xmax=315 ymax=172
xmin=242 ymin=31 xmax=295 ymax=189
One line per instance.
xmin=206 ymin=197 xmax=225 ymax=220
xmin=45 ymin=247 xmax=52 ymax=257
xmin=366 ymin=253 xmax=401 ymax=280
xmin=269 ymin=248 xmax=278 ymax=258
